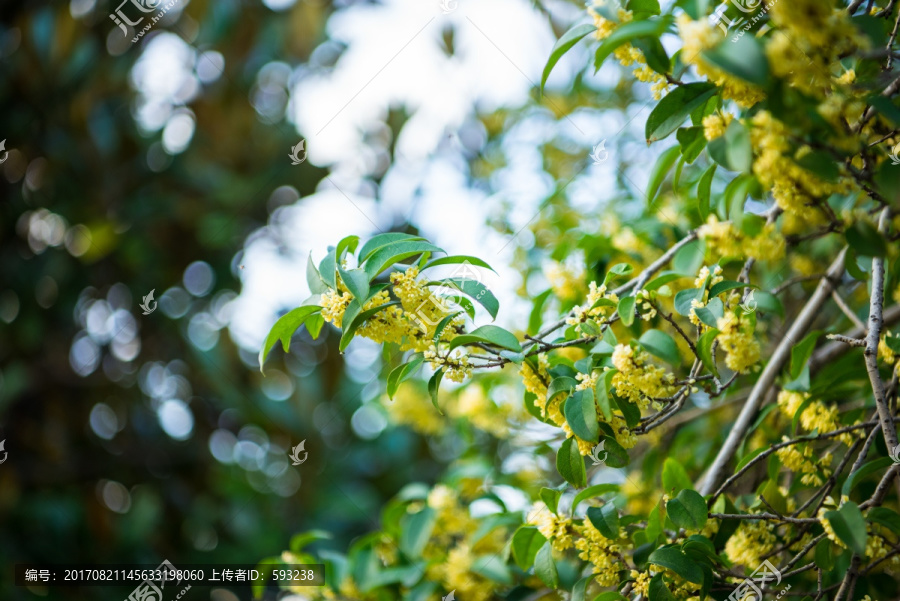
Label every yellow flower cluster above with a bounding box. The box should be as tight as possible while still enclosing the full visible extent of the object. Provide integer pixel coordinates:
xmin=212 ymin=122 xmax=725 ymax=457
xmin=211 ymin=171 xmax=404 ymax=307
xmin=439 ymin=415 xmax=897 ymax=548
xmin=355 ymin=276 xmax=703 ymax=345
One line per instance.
xmin=675 ymin=14 xmax=764 ymax=107
xmin=776 ymin=438 xmax=832 ymax=486
xmin=635 ymin=289 xmax=657 ymax=321
xmin=766 ymin=0 xmax=869 ymax=98
xmin=455 ymin=385 xmax=511 ymax=437
xmin=776 ymin=390 xmax=854 ymax=445
xmin=611 ymin=344 xmax=676 ymax=410
xmin=878 ymin=332 xmax=900 ymax=375
xmin=630 ymin=570 xmax=651 ymax=597
xmin=545 ymin=261 xmax=585 ymax=302
xmin=702 ymin=112 xmax=734 ymax=141
xmin=527 ymin=502 xmax=575 ymax=551
xmin=716 ymin=311 xmax=760 ymax=374
xmin=424 ymin=345 xmax=473 ymax=383
xmin=698 ymin=215 xmax=785 ymax=262
xmin=591 ymin=5 xmax=669 ymax=99
xmin=566 ymin=281 xmax=620 ymax=334
xmin=723 ymin=520 xmax=777 ymax=568
xmin=575 ymin=517 xmax=622 ymax=587
xmin=383 ymin=382 xmax=514 ymax=438
xmin=750 ymin=111 xmax=851 ymax=223
xmin=521 ymin=355 xmax=550 ymax=398
xmin=320 ymin=267 xmax=468 ymax=352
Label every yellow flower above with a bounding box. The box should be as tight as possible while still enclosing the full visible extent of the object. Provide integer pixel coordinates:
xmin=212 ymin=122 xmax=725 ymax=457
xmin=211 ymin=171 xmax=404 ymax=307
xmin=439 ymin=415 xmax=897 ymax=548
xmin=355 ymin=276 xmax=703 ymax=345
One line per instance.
xmin=527 ymin=502 xmax=575 ymax=551
xmin=575 ymin=517 xmax=621 ymax=586
xmin=698 ymin=215 xmax=785 ymax=262
xmin=702 ymin=112 xmax=733 ymax=141
xmin=546 ymin=260 xmax=585 ymax=302
xmin=724 ymin=520 xmax=777 ymax=567
xmin=611 ymin=344 xmax=676 ymax=411
xmin=716 ymin=311 xmax=760 ymax=374
xmin=777 ymin=438 xmax=832 ymax=486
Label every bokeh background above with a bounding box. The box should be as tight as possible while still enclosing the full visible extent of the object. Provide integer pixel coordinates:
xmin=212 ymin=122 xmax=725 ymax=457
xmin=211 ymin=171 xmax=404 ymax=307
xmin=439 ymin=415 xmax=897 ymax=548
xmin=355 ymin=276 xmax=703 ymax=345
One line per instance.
xmin=0 ymin=0 xmax=667 ymax=598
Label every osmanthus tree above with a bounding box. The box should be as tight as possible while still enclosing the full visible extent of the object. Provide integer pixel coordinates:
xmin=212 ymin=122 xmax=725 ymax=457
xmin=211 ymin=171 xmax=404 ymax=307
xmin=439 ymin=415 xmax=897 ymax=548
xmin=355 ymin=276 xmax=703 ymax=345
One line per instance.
xmin=258 ymin=0 xmax=900 ymax=599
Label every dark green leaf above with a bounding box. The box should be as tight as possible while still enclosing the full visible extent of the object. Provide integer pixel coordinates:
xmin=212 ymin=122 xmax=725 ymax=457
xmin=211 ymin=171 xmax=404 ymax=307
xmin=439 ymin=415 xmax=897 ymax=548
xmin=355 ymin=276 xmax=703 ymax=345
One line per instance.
xmin=709 ymin=280 xmax=752 ymax=298
xmin=339 ymin=301 xmax=401 ymax=352
xmin=619 ymin=295 xmax=636 ymax=326
xmin=867 ymin=507 xmax=900 ymax=535
xmin=646 ymin=145 xmax=683 ymax=202
xmin=572 ymin=483 xmax=621 ymax=513
xmin=259 ymin=306 xmax=323 ymax=373
xmin=557 ymin=437 xmax=587 ymax=488
xmin=587 ymin=503 xmax=620 ymax=539
xmin=846 ymin=219 xmax=888 ymax=257
xmin=565 ymin=389 xmax=600 ymax=442
xmin=439 ymin=277 xmax=500 ymax=320
xmin=421 ymin=254 xmax=495 ymax=273
xmin=790 ymin=330 xmax=821 ymax=380
xmin=674 ymin=287 xmax=703 ymax=316
xmin=639 ymin=329 xmax=682 ymax=366
xmin=364 ymin=241 xmax=445 ymax=279
xmin=842 ymin=457 xmax=894 ymax=496
xmin=676 ymin=126 xmax=706 ymax=164
xmin=634 ymin=36 xmax=670 ymax=74
xmin=648 ymin=546 xmax=704 ymax=584
xmin=814 ymin=538 xmax=835 ymax=571
xmin=701 ymin=35 xmax=769 ymax=87
xmin=358 ymin=232 xmax=425 ymax=262
xmin=824 ymin=501 xmax=868 ymax=555
xmin=534 ymin=542 xmax=559 ymax=588
xmin=511 ymin=526 xmax=547 ymax=571
xmin=648 ymin=573 xmax=677 ymax=601
xmin=387 ymin=356 xmax=424 ymax=399
xmin=662 ymin=458 xmax=692 ymax=495
xmin=698 ymin=328 xmax=719 ymax=377
xmin=400 ymin=507 xmax=436 ymax=558
xmin=541 ymin=486 xmax=563 ymax=514
xmin=428 ymin=369 xmax=444 ymax=414
xmin=646 ymin=83 xmax=717 ymax=142
xmin=666 ymin=489 xmax=708 ymax=530
xmin=338 ymin=266 xmax=370 ymax=302
xmin=449 ymin=324 xmax=521 ymax=352
xmin=697 ymin=163 xmax=717 ymax=221
xmin=594 ymin=18 xmax=671 ymax=72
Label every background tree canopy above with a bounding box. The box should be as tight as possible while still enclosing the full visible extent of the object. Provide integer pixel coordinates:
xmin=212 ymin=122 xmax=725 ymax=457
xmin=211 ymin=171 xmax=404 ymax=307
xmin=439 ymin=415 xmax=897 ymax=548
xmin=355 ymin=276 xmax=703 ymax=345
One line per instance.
xmin=4 ymin=0 xmax=900 ymax=600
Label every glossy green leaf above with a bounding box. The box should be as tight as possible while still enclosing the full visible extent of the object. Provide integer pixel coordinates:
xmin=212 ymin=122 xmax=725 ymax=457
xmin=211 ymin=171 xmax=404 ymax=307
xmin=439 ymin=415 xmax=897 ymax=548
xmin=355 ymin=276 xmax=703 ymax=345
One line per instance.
xmin=697 ymin=163 xmax=717 ymax=222
xmin=542 ymin=23 xmax=597 ymax=93
xmin=364 ymin=241 xmax=445 ymax=279
xmin=259 ymin=306 xmax=323 ymax=373
xmin=648 ymin=546 xmax=704 ymax=584
xmin=338 ymin=266 xmax=370 ymax=302
xmin=618 ymin=295 xmax=636 ymax=326
xmin=666 ymin=489 xmax=708 ymax=530
xmin=842 ymin=457 xmax=894 ymax=496
xmin=541 ymin=486 xmax=563 ymax=514
xmin=439 ymin=277 xmax=500 ymax=320
xmin=824 ymin=501 xmax=868 ymax=555
xmin=587 ymin=503 xmax=620 ymax=539
xmin=534 ymin=541 xmax=559 ymax=588
xmin=571 ymin=483 xmax=620 ymax=513
xmin=428 ymin=368 xmax=444 ymax=414
xmin=387 ymin=356 xmax=425 ymax=399
xmin=557 ymin=437 xmax=587 ymax=488
xmin=511 ymin=526 xmax=547 ymax=570
xmin=701 ymin=35 xmax=769 ymax=87
xmin=565 ymin=389 xmax=600 ymax=442
xmin=846 ymin=219 xmax=888 ymax=257
xmin=646 ymin=83 xmax=717 ymax=142
xmin=339 ymin=301 xmax=401 ymax=352
xmin=307 ymin=252 xmax=328 ymax=294
xmin=698 ymin=328 xmax=719 ymax=378
xmin=449 ymin=324 xmax=521 ymax=352
xmin=646 ymin=145 xmax=682 ymax=203
xmin=790 ymin=330 xmax=821 ymax=380
xmin=358 ymin=232 xmax=425 ymax=262
xmin=595 ymin=18 xmax=670 ymax=73
xmin=662 ymin=458 xmax=693 ymax=495
xmin=639 ymin=329 xmax=681 ymax=366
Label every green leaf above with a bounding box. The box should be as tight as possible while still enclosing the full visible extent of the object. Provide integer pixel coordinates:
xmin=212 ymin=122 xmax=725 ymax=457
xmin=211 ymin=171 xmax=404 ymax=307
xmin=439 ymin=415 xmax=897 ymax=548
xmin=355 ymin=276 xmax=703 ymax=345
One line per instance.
xmin=824 ymin=501 xmax=868 ymax=555
xmin=596 ymin=369 xmax=616 ymax=421
xmin=335 ymin=235 xmax=360 ymax=261
xmin=846 ymin=219 xmax=888 ymax=257
xmin=594 ymin=18 xmax=670 ymax=72
xmin=259 ymin=306 xmax=323 ymax=373
xmin=307 ymin=253 xmax=328 ymax=294
xmin=528 ymin=289 xmax=553 ymax=335
xmin=433 ymin=312 xmax=462 ymax=342
xmin=646 ymin=499 xmax=663 ymax=543
xmin=645 ymin=271 xmax=687 ymax=291
xmin=790 ymin=330 xmax=821 ymax=380
xmin=449 ymin=324 xmax=521 ymax=352
xmin=338 ymin=266 xmax=370 ymax=302
xmin=814 ymin=538 xmax=835 ymax=571
xmin=557 ymin=437 xmax=587 ymax=488
xmin=471 ymin=555 xmax=512 ymax=585
xmin=511 ymin=526 xmax=547 ymax=571
xmin=693 ymin=297 xmax=723 ymax=328
xmin=541 ymin=23 xmax=597 ymax=93
xmin=639 ymin=329 xmax=682 ymax=366
xmin=439 ymin=277 xmax=500 ymax=320
xmin=646 ymin=145 xmax=682 ymax=203
xmin=306 ymin=313 xmax=325 ymax=339
xmin=364 ymin=240 xmax=445 ymax=279
xmin=599 ymin=436 xmax=630 ymax=468
xmin=666 ymin=489 xmax=708 ymax=530
xmin=587 ymin=503 xmax=620 ymax=539
xmin=400 ymin=507 xmax=436 ymax=558
xmin=867 ymin=507 xmax=900 ymax=535
xmin=701 ymin=35 xmax=769 ymax=87
xmin=358 ymin=232 xmax=425 ymax=262
xmin=698 ymin=328 xmax=719 ymax=377
xmin=674 ymin=287 xmax=703 ymax=316
xmin=662 ymin=458 xmax=693 ymax=495
xmin=697 ymin=163 xmax=716 ymax=221
xmin=709 ymin=280 xmax=752 ymax=299
xmin=572 ymin=483 xmax=620 ymax=513
xmin=604 ymin=262 xmax=635 ymax=285
xmin=648 ymin=546 xmax=704 ymax=584
xmin=565 ymin=389 xmax=600 ymax=442
xmin=618 ymin=295 xmax=636 ymax=326
xmin=339 ymin=301 xmax=401 ymax=352
xmin=796 ymin=150 xmax=841 ymax=183
xmin=627 ymin=0 xmax=661 ymax=16
xmin=634 ymin=36 xmax=670 ymax=74
xmin=546 ymin=376 xmax=577 ymax=411
xmin=540 ymin=486 xmax=563 ymax=514
xmin=387 ymin=356 xmax=425 ymax=399
xmin=648 ymin=574 xmax=677 ymax=601
xmin=842 ymin=457 xmax=894 ymax=496
xmin=723 ymin=119 xmax=752 ymax=173
xmin=534 ymin=542 xmax=559 ymax=588
xmin=428 ymin=369 xmax=444 ymax=414
xmin=290 ymin=529 xmax=333 ymax=552
xmin=319 ymin=249 xmax=337 ymax=289
xmin=421 ymin=254 xmax=495 ymax=273
xmin=646 ymin=83 xmax=717 ymax=142
xmin=676 ymin=126 xmax=706 ymax=164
